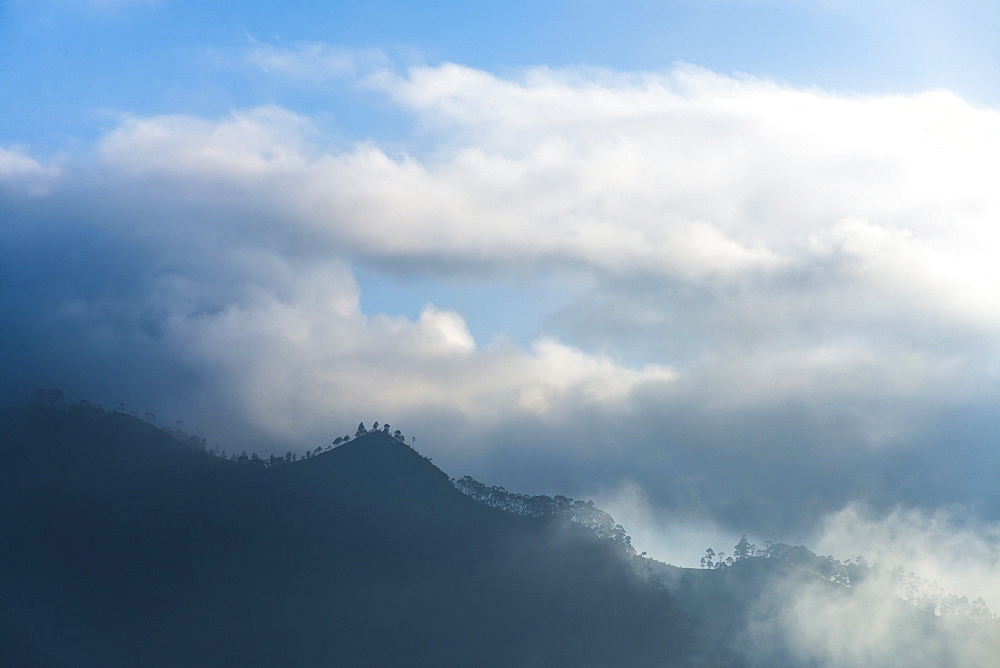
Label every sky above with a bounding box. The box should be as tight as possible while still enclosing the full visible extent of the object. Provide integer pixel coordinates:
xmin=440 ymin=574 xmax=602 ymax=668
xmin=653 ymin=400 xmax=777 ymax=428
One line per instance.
xmin=4 ymin=0 xmax=1000 ymax=567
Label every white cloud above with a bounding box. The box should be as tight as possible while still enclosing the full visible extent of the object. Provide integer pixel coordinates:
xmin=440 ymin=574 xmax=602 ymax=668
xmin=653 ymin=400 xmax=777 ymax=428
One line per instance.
xmin=415 ymin=304 xmax=476 ymax=354
xmin=95 ymin=62 xmax=1000 ymax=312
xmin=0 ymin=146 xmax=52 ymax=177
xmin=0 ymin=145 xmax=59 ymax=194
xmin=137 ymin=262 xmax=675 ymax=446
xmin=62 ymin=62 xmax=1000 ymax=442
xmin=245 ymin=43 xmax=388 ymax=82
xmin=75 ymin=66 xmax=1000 ymax=417
xmin=9 ymin=55 xmax=1000 ymax=533
xmin=99 ymin=106 xmax=319 ymax=178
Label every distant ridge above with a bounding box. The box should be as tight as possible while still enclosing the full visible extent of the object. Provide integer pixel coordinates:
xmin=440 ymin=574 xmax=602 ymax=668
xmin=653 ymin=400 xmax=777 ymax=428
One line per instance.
xmin=0 ymin=399 xmax=691 ymax=667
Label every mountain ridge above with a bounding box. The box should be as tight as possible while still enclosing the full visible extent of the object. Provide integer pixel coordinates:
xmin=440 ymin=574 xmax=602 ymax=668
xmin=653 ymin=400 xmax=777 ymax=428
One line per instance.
xmin=8 ymin=396 xmax=997 ymax=666
xmin=0 ymin=399 xmax=691 ymax=667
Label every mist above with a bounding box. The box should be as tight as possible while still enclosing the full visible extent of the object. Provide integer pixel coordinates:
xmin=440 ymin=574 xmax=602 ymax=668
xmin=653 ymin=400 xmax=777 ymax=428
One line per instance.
xmin=5 ymin=2 xmax=1000 ymax=663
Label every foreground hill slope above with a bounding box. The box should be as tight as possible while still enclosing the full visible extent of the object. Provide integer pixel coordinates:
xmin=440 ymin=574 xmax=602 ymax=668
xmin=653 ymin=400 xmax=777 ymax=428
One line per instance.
xmin=0 ymin=401 xmax=689 ymax=667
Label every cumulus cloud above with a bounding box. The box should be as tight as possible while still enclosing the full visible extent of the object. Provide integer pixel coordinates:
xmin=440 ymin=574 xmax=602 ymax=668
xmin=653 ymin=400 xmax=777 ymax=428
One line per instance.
xmin=162 ymin=267 xmax=675 ymax=445
xmin=6 ymin=55 xmax=1000 ymax=534
xmin=95 ymin=61 xmax=1000 ymax=324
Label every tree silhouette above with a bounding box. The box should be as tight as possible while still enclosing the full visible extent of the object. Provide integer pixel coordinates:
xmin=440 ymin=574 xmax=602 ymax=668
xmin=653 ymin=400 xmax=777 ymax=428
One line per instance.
xmin=733 ymin=535 xmax=753 ymax=561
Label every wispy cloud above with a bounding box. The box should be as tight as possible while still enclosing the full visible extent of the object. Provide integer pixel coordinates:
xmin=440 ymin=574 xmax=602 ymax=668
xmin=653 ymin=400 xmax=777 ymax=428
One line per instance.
xmin=244 ymin=42 xmax=389 ymax=82
xmin=0 ymin=145 xmax=58 ymax=179
xmin=814 ymin=503 xmax=1000 ymax=611
xmin=0 ymin=145 xmax=59 ymax=195
xmin=738 ymin=502 xmax=1000 ymax=665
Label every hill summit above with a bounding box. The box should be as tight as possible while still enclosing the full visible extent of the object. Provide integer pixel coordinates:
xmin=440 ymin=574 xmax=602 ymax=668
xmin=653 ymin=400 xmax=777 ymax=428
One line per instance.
xmin=0 ymin=399 xmax=690 ymax=667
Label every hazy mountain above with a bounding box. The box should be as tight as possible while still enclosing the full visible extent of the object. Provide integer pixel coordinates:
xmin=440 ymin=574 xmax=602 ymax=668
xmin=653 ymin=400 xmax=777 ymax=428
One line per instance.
xmin=647 ymin=542 xmax=1000 ymax=666
xmin=0 ymin=397 xmax=689 ymax=667
xmin=5 ymin=395 xmax=998 ymax=667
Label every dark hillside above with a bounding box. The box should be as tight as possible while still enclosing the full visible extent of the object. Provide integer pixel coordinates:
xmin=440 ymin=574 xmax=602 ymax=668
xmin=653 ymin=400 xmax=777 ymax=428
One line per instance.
xmin=0 ymin=401 xmax=690 ymax=667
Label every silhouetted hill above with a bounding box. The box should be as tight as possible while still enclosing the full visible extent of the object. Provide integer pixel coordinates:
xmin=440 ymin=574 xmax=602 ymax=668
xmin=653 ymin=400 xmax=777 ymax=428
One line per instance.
xmin=8 ymin=398 xmax=999 ymax=666
xmin=271 ymin=429 xmax=470 ymax=521
xmin=0 ymin=400 xmax=691 ymax=667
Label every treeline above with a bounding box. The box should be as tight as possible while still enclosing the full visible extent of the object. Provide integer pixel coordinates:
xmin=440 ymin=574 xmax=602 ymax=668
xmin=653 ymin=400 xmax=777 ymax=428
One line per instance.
xmin=453 ymin=475 xmax=636 ymax=558
xmin=24 ymin=389 xmax=209 ymax=449
xmin=702 ymin=535 xmax=995 ymax=621
xmin=27 ymin=391 xmax=415 ymax=470
xmin=698 ymin=536 xmax=827 ymax=572
xmin=703 ymin=535 xmax=888 ymax=588
xmin=206 ymin=420 xmax=410 ymax=468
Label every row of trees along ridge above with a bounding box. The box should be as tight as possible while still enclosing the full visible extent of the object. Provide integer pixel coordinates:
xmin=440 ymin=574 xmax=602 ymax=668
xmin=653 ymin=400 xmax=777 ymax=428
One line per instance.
xmin=206 ymin=421 xmax=410 ymax=467
xmin=453 ymin=475 xmax=636 ymax=558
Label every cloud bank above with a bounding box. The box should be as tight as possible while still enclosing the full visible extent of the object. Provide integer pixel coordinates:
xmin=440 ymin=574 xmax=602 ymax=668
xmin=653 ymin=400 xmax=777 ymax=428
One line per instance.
xmin=5 ymin=53 xmax=1000 ymax=543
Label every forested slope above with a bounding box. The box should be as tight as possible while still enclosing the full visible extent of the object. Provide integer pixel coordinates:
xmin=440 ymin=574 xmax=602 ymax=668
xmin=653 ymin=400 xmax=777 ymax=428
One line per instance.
xmin=0 ymin=399 xmax=690 ymax=667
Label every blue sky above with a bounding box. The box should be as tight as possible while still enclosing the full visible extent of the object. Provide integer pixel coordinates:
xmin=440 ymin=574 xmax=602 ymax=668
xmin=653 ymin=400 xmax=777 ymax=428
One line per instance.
xmin=5 ymin=0 xmax=1000 ymax=572
xmin=5 ymin=0 xmax=1000 ymax=151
